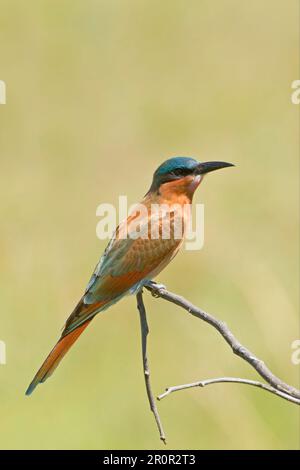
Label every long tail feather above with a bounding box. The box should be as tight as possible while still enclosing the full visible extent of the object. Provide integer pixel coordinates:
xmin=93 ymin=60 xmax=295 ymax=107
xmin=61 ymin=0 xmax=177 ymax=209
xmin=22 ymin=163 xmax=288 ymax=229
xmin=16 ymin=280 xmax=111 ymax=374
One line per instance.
xmin=25 ymin=319 xmax=91 ymax=396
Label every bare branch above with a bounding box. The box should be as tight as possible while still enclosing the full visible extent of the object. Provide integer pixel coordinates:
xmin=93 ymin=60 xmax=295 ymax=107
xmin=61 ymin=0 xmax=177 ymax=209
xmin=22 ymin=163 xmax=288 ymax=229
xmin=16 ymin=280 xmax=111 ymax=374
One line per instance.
xmin=144 ymin=281 xmax=300 ymax=403
xmin=158 ymin=377 xmax=300 ymax=405
xmin=136 ymin=290 xmax=166 ymax=444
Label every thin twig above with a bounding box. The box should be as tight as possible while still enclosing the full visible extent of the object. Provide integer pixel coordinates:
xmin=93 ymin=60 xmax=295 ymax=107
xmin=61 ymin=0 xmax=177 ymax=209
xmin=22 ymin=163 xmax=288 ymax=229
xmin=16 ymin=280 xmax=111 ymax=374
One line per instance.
xmin=136 ymin=290 xmax=166 ymax=444
xmin=144 ymin=281 xmax=300 ymax=402
xmin=157 ymin=377 xmax=300 ymax=405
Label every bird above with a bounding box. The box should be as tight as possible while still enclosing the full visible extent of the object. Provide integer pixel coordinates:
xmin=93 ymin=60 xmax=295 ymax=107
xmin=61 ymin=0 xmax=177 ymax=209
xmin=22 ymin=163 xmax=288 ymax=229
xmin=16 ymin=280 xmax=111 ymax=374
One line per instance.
xmin=26 ymin=156 xmax=233 ymax=395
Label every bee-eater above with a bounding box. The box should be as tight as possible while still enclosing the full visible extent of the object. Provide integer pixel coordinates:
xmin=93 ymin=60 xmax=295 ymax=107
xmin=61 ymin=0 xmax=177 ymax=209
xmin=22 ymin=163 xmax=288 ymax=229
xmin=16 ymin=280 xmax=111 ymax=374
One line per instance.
xmin=26 ymin=157 xmax=233 ymax=395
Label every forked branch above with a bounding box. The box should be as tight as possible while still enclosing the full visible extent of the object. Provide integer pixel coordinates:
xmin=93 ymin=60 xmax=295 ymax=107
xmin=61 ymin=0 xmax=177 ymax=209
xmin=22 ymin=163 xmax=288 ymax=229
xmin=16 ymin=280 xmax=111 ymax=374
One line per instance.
xmin=144 ymin=281 xmax=300 ymax=404
xmin=136 ymin=282 xmax=299 ymax=443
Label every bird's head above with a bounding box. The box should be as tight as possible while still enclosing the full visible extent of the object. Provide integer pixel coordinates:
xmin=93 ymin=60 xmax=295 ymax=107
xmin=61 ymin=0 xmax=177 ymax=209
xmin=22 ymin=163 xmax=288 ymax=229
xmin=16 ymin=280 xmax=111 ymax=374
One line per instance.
xmin=148 ymin=156 xmax=234 ymax=201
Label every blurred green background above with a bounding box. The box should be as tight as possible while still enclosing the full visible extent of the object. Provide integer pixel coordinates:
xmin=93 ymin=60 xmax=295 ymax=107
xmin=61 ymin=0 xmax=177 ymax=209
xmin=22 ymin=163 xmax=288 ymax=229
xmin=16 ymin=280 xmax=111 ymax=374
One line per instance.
xmin=0 ymin=0 xmax=299 ymax=450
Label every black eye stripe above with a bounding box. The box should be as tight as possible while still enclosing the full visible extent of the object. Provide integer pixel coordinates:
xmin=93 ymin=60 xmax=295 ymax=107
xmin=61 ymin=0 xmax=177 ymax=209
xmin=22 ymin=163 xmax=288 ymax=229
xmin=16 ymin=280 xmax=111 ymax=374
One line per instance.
xmin=149 ymin=165 xmax=195 ymax=192
xmin=171 ymin=167 xmax=191 ymax=177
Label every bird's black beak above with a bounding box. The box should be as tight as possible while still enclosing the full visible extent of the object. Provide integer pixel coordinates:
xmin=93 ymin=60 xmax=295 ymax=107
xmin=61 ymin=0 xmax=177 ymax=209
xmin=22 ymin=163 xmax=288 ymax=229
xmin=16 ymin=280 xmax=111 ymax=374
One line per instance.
xmin=196 ymin=161 xmax=234 ymax=175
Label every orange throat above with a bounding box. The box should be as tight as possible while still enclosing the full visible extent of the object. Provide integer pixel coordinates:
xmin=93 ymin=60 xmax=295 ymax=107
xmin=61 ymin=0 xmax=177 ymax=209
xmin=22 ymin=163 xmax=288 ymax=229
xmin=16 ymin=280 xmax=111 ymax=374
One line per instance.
xmin=156 ymin=174 xmax=202 ymax=205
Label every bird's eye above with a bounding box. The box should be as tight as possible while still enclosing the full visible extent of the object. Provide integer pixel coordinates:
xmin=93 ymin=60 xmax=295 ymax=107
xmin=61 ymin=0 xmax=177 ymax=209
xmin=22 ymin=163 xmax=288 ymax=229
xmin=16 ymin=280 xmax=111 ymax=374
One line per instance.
xmin=171 ymin=168 xmax=189 ymax=177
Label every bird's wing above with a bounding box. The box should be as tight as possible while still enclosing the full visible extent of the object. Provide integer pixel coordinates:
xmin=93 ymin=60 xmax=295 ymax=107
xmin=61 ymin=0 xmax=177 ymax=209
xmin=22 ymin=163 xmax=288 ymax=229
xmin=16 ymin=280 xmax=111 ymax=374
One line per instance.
xmin=63 ymin=208 xmax=183 ymax=335
xmin=25 ymin=207 xmax=184 ymax=394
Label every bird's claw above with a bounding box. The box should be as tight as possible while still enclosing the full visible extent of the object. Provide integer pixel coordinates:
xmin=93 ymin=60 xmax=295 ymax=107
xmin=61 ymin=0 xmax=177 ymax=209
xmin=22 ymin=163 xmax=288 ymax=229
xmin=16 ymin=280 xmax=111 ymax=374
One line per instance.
xmin=145 ymin=280 xmax=166 ymax=297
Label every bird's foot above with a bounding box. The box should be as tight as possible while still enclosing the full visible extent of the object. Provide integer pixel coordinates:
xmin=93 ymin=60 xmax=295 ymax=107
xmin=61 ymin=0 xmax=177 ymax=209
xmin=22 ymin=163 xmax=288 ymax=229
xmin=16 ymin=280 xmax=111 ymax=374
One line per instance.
xmin=145 ymin=280 xmax=166 ymax=297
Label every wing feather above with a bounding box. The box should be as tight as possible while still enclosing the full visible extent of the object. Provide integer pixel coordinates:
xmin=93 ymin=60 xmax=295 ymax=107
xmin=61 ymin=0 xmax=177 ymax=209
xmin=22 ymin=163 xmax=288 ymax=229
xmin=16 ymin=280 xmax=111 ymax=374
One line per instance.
xmin=63 ymin=206 xmax=183 ymax=333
